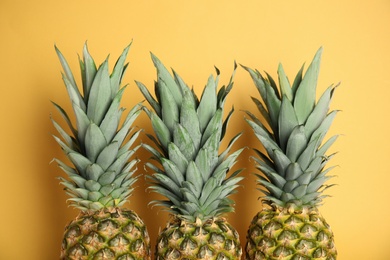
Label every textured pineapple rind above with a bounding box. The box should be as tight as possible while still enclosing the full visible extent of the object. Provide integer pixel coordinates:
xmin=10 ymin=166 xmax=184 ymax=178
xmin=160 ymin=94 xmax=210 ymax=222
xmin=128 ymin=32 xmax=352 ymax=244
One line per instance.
xmin=156 ymin=216 xmax=242 ymax=260
xmin=61 ymin=207 xmax=151 ymax=260
xmin=245 ymin=205 xmax=337 ymax=260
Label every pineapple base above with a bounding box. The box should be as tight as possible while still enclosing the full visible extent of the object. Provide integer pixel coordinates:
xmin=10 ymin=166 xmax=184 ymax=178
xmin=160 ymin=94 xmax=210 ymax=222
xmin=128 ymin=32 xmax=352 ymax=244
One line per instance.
xmin=156 ymin=216 xmax=242 ymax=260
xmin=245 ymin=205 xmax=337 ymax=260
xmin=61 ymin=207 xmax=151 ymax=260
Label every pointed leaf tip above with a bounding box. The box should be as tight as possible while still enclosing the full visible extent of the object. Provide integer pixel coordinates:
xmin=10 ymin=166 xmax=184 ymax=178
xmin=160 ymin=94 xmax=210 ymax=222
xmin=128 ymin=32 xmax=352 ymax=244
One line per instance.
xmin=293 ymin=47 xmax=324 ymax=124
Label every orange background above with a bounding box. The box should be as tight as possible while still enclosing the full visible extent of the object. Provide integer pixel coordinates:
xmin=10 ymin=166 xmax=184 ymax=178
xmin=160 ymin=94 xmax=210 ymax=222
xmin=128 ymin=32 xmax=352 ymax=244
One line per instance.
xmin=1 ymin=0 xmax=389 ymax=259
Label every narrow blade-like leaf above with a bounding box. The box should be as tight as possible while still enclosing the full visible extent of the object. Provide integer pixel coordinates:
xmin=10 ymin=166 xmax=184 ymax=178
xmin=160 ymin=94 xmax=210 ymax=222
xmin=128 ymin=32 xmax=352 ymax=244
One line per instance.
xmin=87 ymin=59 xmax=111 ymax=124
xmin=278 ymin=63 xmax=292 ymax=101
xmin=197 ymin=75 xmax=217 ymax=132
xmin=294 ymin=47 xmax=323 ymax=124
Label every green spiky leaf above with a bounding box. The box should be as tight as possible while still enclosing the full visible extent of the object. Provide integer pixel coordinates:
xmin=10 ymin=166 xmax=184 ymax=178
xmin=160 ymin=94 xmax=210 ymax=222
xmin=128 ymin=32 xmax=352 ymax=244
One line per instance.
xmin=159 ymin=80 xmax=179 ymax=132
xmin=110 ymin=44 xmax=131 ymax=97
xmin=278 ymin=97 xmax=299 ymax=151
xmin=96 ymin=142 xmax=119 ymax=170
xmin=173 ymin=124 xmax=196 ymax=161
xmin=197 ymin=75 xmax=217 ymax=132
xmin=278 ymin=63 xmax=292 ymax=101
xmin=80 ymin=43 xmax=97 ymax=103
xmin=151 ymin=53 xmax=182 ymax=105
xmin=84 ymin=123 xmax=107 ymax=162
xmin=87 ymin=60 xmax=112 ymax=124
xmin=286 ymin=126 xmax=307 ymax=162
xmin=294 ymin=47 xmax=323 ymax=124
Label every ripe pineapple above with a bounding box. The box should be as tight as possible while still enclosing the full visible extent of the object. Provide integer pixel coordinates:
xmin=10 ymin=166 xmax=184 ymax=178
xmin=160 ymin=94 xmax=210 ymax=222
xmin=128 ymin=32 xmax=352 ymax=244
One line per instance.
xmin=52 ymin=43 xmax=151 ymax=259
xmin=136 ymin=54 xmax=244 ymax=259
xmin=243 ymin=48 xmax=338 ymax=259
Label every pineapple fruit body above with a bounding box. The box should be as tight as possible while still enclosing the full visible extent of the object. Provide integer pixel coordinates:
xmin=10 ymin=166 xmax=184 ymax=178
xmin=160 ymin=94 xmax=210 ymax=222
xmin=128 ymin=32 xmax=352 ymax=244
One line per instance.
xmin=246 ymin=205 xmax=336 ymax=260
xmin=61 ymin=207 xmax=150 ymax=260
xmin=137 ymin=54 xmax=243 ymax=259
xmin=156 ymin=217 xmax=241 ymax=259
xmin=52 ymin=43 xmax=151 ymax=259
xmin=243 ymin=48 xmax=338 ymax=259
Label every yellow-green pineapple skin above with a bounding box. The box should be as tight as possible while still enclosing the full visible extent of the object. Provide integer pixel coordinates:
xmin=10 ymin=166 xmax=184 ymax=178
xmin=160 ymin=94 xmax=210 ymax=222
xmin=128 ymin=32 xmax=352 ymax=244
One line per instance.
xmin=246 ymin=205 xmax=336 ymax=260
xmin=156 ymin=217 xmax=241 ymax=259
xmin=61 ymin=208 xmax=151 ymax=260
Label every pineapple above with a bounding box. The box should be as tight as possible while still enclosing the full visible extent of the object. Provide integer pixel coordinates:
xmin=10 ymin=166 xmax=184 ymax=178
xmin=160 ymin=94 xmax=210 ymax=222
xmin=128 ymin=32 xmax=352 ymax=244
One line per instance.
xmin=243 ymin=48 xmax=338 ymax=259
xmin=136 ymin=54 xmax=244 ymax=259
xmin=51 ymin=43 xmax=151 ymax=259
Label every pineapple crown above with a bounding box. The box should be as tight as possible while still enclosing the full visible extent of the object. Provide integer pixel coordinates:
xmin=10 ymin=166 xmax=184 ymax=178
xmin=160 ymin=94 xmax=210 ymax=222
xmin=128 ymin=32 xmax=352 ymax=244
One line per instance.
xmin=51 ymin=43 xmax=142 ymax=211
xmin=137 ymin=54 xmax=244 ymax=222
xmin=243 ymin=47 xmax=339 ymax=209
